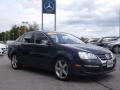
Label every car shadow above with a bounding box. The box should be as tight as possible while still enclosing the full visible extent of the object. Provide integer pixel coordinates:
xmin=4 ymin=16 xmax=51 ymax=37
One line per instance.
xmin=22 ymin=66 xmax=55 ymax=78
xmin=19 ymin=66 xmax=114 ymax=83
xmin=71 ymin=74 xmax=113 ymax=83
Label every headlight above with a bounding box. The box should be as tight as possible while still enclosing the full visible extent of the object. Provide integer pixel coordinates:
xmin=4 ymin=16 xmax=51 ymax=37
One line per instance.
xmin=110 ymin=52 xmax=115 ymax=59
xmin=78 ymin=52 xmax=97 ymax=60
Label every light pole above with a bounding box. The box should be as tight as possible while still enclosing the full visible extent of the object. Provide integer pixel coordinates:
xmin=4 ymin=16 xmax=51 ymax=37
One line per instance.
xmin=118 ymin=8 xmax=120 ymax=37
xmin=13 ymin=33 xmax=14 ymax=40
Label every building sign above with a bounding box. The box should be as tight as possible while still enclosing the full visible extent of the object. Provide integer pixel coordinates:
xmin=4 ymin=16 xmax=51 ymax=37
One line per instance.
xmin=42 ymin=0 xmax=56 ymax=14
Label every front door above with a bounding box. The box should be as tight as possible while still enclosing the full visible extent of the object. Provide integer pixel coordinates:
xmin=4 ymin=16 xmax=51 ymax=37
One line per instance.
xmin=19 ymin=32 xmax=35 ymax=65
xmin=31 ymin=32 xmax=54 ymax=69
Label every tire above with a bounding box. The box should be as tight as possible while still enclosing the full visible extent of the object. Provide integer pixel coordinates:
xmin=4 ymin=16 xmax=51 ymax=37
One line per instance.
xmin=112 ymin=45 xmax=120 ymax=54
xmin=11 ymin=54 xmax=22 ymax=69
xmin=54 ymin=57 xmax=72 ymax=81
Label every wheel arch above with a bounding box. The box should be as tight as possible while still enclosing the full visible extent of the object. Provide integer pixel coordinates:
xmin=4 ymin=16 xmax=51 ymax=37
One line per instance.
xmin=9 ymin=47 xmax=17 ymax=60
xmin=112 ymin=44 xmax=120 ymax=53
xmin=51 ymin=53 xmax=73 ymax=71
xmin=112 ymin=44 xmax=120 ymax=50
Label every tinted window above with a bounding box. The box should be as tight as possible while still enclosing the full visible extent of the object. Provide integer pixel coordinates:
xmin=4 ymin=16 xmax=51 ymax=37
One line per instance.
xmin=22 ymin=33 xmax=34 ymax=43
xmin=35 ymin=33 xmax=48 ymax=44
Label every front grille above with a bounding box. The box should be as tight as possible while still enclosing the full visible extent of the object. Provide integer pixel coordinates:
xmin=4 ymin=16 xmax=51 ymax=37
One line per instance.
xmin=84 ymin=67 xmax=102 ymax=73
xmin=97 ymin=53 xmax=112 ymax=60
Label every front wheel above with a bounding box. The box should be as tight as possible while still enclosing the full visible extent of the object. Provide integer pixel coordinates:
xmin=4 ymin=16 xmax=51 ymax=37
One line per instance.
xmin=11 ymin=55 xmax=22 ymax=69
xmin=54 ymin=57 xmax=72 ymax=81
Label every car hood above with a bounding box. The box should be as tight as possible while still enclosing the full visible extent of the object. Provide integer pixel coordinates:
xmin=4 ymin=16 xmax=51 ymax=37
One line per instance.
xmin=0 ymin=43 xmax=6 ymax=48
xmin=108 ymin=41 xmax=120 ymax=45
xmin=61 ymin=44 xmax=111 ymax=54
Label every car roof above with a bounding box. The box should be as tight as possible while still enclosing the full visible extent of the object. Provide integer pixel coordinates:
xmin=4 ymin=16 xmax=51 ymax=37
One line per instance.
xmin=24 ymin=30 xmax=62 ymax=34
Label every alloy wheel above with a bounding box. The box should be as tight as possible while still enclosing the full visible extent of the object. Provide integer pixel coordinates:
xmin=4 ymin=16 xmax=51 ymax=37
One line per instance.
xmin=55 ymin=59 xmax=69 ymax=80
xmin=11 ymin=55 xmax=20 ymax=69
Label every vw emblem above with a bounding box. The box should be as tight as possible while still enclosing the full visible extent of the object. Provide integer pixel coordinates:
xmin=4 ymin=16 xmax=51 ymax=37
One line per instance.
xmin=105 ymin=54 xmax=110 ymax=60
xmin=44 ymin=1 xmax=55 ymax=12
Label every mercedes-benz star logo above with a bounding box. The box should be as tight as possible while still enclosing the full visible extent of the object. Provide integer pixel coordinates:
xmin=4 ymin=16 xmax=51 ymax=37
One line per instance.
xmin=44 ymin=1 xmax=54 ymax=12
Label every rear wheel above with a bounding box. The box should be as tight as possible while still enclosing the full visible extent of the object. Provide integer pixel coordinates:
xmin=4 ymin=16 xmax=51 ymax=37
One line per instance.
xmin=11 ymin=55 xmax=22 ymax=69
xmin=54 ymin=57 xmax=72 ymax=81
xmin=113 ymin=45 xmax=120 ymax=54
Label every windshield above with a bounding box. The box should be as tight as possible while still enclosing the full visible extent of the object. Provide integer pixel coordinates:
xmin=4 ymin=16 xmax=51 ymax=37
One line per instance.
xmin=47 ymin=32 xmax=85 ymax=44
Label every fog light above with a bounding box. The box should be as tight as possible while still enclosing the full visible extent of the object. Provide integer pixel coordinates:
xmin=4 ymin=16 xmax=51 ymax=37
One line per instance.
xmin=75 ymin=64 xmax=81 ymax=67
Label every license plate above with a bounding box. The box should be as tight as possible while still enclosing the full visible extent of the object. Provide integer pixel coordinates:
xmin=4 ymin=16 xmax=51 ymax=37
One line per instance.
xmin=107 ymin=60 xmax=113 ymax=68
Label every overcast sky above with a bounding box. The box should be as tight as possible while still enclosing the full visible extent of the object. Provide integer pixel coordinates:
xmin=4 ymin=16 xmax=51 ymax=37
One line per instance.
xmin=0 ymin=0 xmax=120 ymax=37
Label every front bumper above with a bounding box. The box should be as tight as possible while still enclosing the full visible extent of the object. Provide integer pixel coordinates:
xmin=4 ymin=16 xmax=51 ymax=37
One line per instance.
xmin=73 ymin=58 xmax=116 ymax=76
xmin=0 ymin=48 xmax=7 ymax=55
xmin=0 ymin=51 xmax=4 ymax=55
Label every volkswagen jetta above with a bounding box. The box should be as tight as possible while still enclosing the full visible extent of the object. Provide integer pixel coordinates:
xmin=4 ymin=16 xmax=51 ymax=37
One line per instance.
xmin=8 ymin=31 xmax=116 ymax=80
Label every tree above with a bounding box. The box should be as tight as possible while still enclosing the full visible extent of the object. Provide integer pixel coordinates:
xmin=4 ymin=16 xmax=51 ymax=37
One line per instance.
xmin=0 ymin=22 xmax=40 ymax=41
xmin=8 ymin=25 xmax=19 ymax=40
xmin=29 ymin=22 xmax=39 ymax=31
xmin=0 ymin=33 xmax=2 ymax=41
xmin=0 ymin=32 xmax=5 ymax=41
xmin=19 ymin=25 xmax=29 ymax=36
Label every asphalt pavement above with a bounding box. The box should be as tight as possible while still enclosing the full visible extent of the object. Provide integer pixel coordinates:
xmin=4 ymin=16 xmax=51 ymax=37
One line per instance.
xmin=0 ymin=54 xmax=120 ymax=90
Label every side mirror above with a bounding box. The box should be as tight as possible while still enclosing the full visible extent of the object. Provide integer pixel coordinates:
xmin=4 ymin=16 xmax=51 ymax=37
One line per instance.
xmin=41 ymin=40 xmax=52 ymax=45
xmin=41 ymin=40 xmax=48 ymax=45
